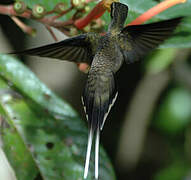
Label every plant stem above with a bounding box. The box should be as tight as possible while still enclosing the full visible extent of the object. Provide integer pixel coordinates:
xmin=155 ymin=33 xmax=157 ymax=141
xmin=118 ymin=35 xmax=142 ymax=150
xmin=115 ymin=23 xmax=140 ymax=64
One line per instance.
xmin=74 ymin=0 xmax=106 ymax=29
xmin=0 ymin=5 xmax=73 ymax=33
xmin=51 ymin=6 xmax=73 ymax=21
xmin=11 ymin=16 xmax=35 ymax=36
xmin=44 ymin=25 xmax=58 ymax=41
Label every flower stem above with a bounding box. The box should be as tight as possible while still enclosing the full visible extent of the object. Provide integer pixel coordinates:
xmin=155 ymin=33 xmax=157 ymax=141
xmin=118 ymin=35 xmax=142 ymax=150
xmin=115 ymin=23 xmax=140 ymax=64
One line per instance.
xmin=11 ymin=16 xmax=36 ymax=36
xmin=74 ymin=1 xmax=106 ymax=29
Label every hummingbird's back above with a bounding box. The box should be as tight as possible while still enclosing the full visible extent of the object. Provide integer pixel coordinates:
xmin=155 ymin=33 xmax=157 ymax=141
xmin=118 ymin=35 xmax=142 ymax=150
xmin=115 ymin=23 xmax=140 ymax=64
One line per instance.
xmin=91 ymin=33 xmax=124 ymax=72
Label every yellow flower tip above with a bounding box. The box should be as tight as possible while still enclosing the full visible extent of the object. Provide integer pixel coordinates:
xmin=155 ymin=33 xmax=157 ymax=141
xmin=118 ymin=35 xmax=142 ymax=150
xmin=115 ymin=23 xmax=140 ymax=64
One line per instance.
xmin=30 ymin=28 xmax=37 ymax=37
xmin=103 ymin=0 xmax=119 ymax=11
xmin=181 ymin=0 xmax=187 ymax=3
xmin=167 ymin=0 xmax=187 ymax=4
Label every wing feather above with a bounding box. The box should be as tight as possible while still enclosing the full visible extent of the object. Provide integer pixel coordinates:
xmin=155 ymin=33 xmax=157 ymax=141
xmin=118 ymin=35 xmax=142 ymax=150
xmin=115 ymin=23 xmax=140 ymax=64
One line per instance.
xmin=121 ymin=17 xmax=183 ymax=63
xmin=10 ymin=34 xmax=100 ymax=65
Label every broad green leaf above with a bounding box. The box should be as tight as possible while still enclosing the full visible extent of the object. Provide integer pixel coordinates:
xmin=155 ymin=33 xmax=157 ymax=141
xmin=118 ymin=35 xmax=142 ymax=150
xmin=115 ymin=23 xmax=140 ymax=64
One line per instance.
xmin=0 ymin=54 xmax=116 ymax=180
xmin=0 ymin=79 xmax=39 ymax=180
xmin=0 ymin=54 xmax=76 ymax=117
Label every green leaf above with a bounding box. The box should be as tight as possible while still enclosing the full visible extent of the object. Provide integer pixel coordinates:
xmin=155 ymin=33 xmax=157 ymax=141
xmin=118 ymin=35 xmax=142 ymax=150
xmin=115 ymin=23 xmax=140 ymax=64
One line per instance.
xmin=0 ymin=54 xmax=76 ymax=117
xmin=0 ymin=79 xmax=39 ymax=180
xmin=0 ymin=54 xmax=116 ymax=180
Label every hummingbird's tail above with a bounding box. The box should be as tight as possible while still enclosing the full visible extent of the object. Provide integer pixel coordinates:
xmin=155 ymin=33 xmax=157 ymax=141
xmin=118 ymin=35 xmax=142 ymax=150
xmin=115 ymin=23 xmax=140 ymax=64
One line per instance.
xmin=83 ymin=124 xmax=100 ymax=179
xmin=84 ymin=125 xmax=93 ymax=179
xmin=82 ymin=69 xmax=118 ymax=179
xmin=95 ymin=127 xmax=100 ymax=179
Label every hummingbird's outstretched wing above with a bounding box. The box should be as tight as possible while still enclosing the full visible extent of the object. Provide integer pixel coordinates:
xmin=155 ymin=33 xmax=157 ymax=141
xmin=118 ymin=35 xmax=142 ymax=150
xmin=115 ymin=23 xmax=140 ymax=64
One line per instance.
xmin=82 ymin=70 xmax=117 ymax=179
xmin=10 ymin=34 xmax=98 ymax=64
xmin=121 ymin=17 xmax=183 ymax=63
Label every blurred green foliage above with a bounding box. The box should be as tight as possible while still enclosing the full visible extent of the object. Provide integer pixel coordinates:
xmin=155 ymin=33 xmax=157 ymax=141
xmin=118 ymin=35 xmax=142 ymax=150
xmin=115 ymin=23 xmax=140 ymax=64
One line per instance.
xmin=154 ymin=87 xmax=191 ymax=135
xmin=0 ymin=54 xmax=115 ymax=180
xmin=154 ymin=160 xmax=190 ymax=180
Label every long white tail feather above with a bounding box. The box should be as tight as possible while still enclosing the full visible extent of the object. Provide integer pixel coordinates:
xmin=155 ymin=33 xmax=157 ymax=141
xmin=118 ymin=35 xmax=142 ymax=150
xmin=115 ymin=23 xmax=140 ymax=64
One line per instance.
xmin=84 ymin=126 xmax=94 ymax=179
xmin=95 ymin=128 xmax=100 ymax=179
xmin=81 ymin=96 xmax=89 ymax=121
xmin=101 ymin=92 xmax=118 ymax=130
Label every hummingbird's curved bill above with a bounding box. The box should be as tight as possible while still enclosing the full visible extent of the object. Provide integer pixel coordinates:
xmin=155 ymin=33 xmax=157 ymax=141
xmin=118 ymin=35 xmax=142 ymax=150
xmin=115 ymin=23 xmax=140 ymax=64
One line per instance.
xmin=10 ymin=2 xmax=183 ymax=179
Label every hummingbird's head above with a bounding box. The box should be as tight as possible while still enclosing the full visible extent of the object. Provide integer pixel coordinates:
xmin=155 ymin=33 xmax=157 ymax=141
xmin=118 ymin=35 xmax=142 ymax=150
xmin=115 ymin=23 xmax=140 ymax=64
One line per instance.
xmin=109 ymin=2 xmax=128 ymax=31
xmin=110 ymin=2 xmax=128 ymax=26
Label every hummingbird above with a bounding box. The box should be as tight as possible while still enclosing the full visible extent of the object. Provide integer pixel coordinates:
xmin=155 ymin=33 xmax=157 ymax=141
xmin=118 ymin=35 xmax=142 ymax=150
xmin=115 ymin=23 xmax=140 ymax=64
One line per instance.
xmin=10 ymin=2 xmax=182 ymax=179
